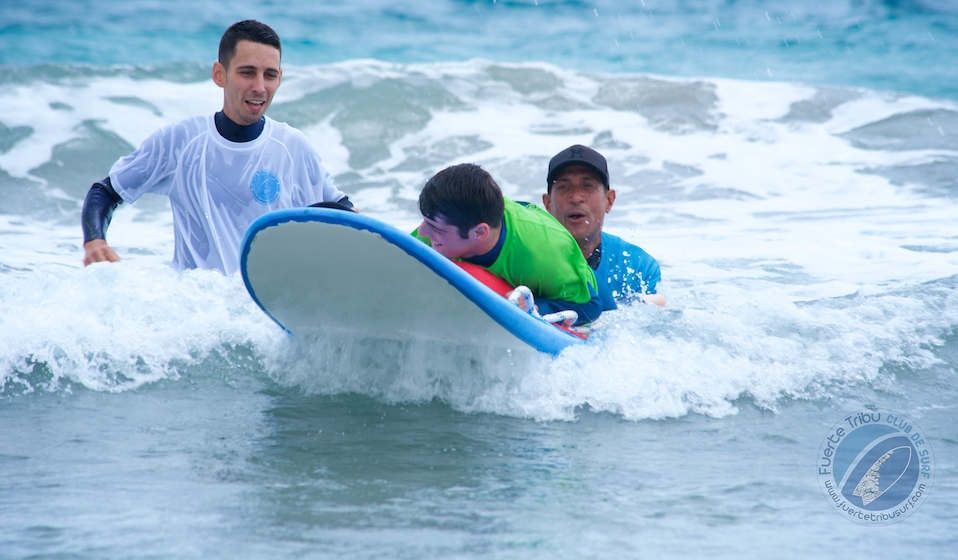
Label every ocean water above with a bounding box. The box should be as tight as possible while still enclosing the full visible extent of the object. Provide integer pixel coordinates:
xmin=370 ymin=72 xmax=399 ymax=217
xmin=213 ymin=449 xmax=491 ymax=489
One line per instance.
xmin=2 ymin=1 xmax=957 ymax=558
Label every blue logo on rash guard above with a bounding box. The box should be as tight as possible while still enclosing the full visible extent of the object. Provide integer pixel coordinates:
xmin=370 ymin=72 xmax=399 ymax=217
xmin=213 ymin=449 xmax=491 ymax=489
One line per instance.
xmin=250 ymin=170 xmax=281 ymax=204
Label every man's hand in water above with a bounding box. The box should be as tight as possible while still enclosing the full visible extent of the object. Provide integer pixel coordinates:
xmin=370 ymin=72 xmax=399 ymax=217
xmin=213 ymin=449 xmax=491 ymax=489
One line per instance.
xmin=84 ymin=239 xmax=120 ymax=265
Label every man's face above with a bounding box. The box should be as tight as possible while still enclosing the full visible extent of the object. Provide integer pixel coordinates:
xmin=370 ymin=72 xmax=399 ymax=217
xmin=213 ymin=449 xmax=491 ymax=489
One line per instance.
xmin=542 ymin=164 xmax=615 ymax=248
xmin=213 ymin=40 xmax=282 ymax=126
xmin=418 ymin=215 xmax=482 ymax=259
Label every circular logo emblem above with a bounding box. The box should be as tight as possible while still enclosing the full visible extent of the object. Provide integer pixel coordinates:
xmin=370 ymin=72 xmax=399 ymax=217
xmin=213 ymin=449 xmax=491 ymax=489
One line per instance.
xmin=817 ymin=409 xmax=934 ymax=525
xmin=250 ymin=170 xmax=281 ymax=205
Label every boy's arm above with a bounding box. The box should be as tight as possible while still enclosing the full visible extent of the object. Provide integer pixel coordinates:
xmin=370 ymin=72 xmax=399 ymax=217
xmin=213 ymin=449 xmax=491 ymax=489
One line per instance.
xmin=534 ymin=283 xmax=602 ymax=325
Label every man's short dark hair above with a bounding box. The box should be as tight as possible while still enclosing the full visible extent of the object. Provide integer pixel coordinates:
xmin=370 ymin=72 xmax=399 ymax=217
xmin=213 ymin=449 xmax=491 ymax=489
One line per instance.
xmin=419 ymin=164 xmax=504 ymax=238
xmin=219 ymin=20 xmax=282 ymax=69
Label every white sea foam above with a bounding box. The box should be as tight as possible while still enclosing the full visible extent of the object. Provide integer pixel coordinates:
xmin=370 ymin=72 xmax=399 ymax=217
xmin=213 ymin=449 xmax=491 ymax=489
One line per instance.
xmin=0 ymin=264 xmax=285 ymax=394
xmin=5 ymin=259 xmax=952 ymax=423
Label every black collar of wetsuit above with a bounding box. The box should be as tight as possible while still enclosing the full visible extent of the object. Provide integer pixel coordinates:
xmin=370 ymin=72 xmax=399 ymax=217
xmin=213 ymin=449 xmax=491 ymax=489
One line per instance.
xmin=214 ymin=111 xmax=265 ymax=143
xmin=462 ymin=221 xmax=507 ymax=268
xmin=587 ymin=241 xmax=602 ymax=270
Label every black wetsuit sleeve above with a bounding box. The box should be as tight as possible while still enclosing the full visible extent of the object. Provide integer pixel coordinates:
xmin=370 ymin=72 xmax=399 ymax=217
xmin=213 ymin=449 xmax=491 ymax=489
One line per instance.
xmin=309 ymin=196 xmax=355 ymax=211
xmin=81 ymin=177 xmax=123 ymax=244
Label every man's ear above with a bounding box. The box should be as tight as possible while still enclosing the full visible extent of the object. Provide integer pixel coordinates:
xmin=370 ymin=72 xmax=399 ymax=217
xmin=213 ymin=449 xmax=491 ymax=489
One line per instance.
xmin=471 ymin=223 xmax=490 ymax=240
xmin=605 ymin=188 xmax=616 ymax=213
xmin=542 ymin=192 xmax=552 ymax=210
xmin=212 ymin=61 xmax=227 ymax=88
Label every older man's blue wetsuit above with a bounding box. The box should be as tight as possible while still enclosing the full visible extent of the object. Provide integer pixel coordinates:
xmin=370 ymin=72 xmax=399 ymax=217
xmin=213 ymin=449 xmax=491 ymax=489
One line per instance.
xmin=587 ymin=232 xmax=661 ymax=311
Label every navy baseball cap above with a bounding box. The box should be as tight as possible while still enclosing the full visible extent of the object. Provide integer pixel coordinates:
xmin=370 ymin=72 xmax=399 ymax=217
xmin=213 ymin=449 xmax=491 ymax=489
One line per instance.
xmin=547 ymin=145 xmax=609 ymax=191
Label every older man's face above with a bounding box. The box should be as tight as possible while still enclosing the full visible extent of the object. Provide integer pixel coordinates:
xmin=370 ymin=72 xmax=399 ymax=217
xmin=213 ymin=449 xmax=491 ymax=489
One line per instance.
xmin=543 ymin=164 xmax=615 ymax=254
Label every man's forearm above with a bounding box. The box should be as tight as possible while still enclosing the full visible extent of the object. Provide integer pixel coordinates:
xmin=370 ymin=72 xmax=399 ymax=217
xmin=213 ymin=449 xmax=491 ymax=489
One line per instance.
xmin=81 ymin=177 xmax=123 ymax=243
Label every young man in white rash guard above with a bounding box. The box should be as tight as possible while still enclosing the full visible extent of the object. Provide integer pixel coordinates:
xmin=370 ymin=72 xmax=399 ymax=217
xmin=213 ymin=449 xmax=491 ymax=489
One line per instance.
xmin=542 ymin=145 xmax=666 ymax=309
xmin=81 ymin=19 xmax=353 ymax=274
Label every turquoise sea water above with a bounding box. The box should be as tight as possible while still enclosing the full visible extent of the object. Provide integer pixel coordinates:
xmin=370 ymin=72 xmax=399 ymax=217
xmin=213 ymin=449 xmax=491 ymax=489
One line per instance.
xmin=5 ymin=0 xmax=958 ymax=99
xmin=1 ymin=1 xmax=957 ymax=558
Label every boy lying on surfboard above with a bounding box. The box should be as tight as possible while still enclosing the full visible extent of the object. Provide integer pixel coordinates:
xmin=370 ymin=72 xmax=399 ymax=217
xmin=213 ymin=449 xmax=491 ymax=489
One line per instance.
xmin=412 ymin=163 xmax=602 ymax=327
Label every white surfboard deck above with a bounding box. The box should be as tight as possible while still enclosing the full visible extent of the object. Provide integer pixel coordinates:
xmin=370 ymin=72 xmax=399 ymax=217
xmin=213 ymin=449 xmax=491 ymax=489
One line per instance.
xmin=240 ymin=208 xmax=585 ymax=355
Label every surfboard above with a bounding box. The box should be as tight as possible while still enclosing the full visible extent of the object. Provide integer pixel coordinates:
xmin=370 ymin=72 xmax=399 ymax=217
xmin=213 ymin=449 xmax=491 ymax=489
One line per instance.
xmin=240 ymin=207 xmax=586 ymax=355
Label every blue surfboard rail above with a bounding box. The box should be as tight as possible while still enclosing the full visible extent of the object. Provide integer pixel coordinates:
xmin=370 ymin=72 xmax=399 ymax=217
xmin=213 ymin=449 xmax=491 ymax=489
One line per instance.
xmin=240 ymin=207 xmax=585 ymax=355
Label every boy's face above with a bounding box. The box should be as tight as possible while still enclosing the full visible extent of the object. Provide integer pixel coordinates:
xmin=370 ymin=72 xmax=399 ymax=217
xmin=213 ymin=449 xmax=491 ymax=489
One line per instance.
xmin=419 ymin=215 xmax=483 ymax=259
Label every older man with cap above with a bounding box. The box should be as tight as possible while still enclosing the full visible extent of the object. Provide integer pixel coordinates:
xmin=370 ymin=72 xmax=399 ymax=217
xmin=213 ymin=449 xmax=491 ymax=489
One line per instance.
xmin=542 ymin=145 xmax=665 ymax=309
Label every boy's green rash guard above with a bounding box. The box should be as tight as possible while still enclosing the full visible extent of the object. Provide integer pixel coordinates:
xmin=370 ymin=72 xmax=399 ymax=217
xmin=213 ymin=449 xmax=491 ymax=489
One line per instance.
xmin=414 ymin=198 xmax=597 ymax=304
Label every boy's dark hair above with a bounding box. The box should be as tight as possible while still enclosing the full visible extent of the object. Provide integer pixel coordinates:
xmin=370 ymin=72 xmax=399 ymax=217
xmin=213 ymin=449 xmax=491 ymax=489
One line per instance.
xmin=219 ymin=20 xmax=282 ymax=69
xmin=419 ymin=164 xmax=504 ymax=238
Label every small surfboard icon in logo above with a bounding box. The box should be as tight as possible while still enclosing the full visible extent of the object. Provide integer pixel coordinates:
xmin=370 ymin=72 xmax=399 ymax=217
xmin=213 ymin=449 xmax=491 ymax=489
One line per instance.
xmin=839 ymin=435 xmax=916 ymax=509
xmin=852 ymin=446 xmax=912 ymax=506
